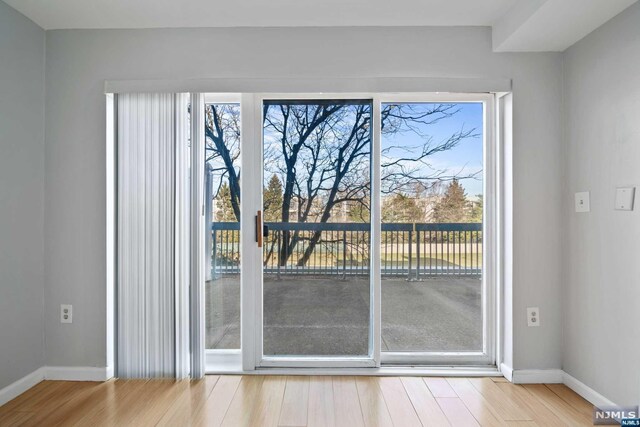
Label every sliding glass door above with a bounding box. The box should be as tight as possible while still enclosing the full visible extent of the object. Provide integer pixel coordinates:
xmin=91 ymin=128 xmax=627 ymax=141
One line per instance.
xmin=259 ymin=98 xmax=374 ymax=364
xmin=204 ymin=93 xmax=494 ymax=370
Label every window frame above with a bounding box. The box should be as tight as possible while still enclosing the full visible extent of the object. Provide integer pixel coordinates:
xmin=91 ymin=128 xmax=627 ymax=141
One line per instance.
xmin=377 ymin=93 xmax=496 ymax=367
xmin=202 ymin=92 xmax=497 ymax=370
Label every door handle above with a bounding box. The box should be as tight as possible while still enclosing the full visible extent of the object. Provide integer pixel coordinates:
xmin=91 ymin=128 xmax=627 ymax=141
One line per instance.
xmin=255 ymin=210 xmax=263 ymax=247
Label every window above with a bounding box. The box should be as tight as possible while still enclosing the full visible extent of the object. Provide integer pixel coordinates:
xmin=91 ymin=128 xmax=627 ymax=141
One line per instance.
xmin=205 ymin=96 xmax=241 ymax=351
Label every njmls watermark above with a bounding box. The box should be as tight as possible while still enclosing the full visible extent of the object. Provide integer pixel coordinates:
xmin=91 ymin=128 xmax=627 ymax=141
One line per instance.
xmin=593 ymin=406 xmax=639 ymax=425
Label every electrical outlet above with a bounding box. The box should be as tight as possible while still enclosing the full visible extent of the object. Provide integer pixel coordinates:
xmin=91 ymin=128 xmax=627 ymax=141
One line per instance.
xmin=527 ymin=307 xmax=540 ymax=327
xmin=61 ymin=304 xmax=73 ymax=323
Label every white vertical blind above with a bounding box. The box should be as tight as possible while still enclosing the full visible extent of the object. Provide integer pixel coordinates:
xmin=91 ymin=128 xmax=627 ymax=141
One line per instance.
xmin=174 ymin=93 xmax=191 ymax=378
xmin=117 ymin=93 xmax=177 ymax=378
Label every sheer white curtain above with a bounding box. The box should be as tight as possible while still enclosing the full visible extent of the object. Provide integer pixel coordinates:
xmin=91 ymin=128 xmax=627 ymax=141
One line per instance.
xmin=116 ymin=93 xmax=192 ymax=378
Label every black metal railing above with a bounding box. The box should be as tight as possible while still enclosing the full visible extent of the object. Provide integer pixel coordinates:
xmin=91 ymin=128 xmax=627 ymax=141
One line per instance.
xmin=209 ymin=222 xmax=482 ymax=279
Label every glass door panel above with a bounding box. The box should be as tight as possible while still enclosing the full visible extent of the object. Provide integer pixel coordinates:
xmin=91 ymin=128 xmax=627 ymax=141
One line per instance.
xmin=379 ymin=102 xmax=485 ymax=356
xmin=261 ymin=99 xmax=373 ymax=357
xmin=204 ymin=100 xmax=242 ymax=350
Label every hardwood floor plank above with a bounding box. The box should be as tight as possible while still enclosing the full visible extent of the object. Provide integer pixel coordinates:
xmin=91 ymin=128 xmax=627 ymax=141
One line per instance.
xmin=221 ymin=375 xmax=264 ymax=427
xmin=333 ymin=377 xmax=365 ymax=427
xmin=0 ymin=410 xmax=34 ymax=426
xmin=522 ymin=384 xmax=592 ymax=427
xmin=308 ymin=376 xmax=335 ymax=427
xmin=194 ymin=375 xmax=242 ymax=427
xmin=495 ymin=382 xmax=566 ymax=427
xmin=16 ymin=381 xmax=101 ymax=426
xmin=157 ymin=376 xmax=220 ymax=426
xmin=400 ymin=377 xmax=451 ymax=427
xmin=491 ymin=377 xmax=510 ymax=383
xmin=446 ymin=378 xmax=505 ymax=426
xmin=1 ymin=381 xmax=73 ymax=414
xmin=437 ymin=397 xmax=481 ymax=427
xmin=377 ymin=377 xmax=422 ymax=427
xmin=249 ymin=376 xmax=286 ymax=427
xmin=76 ymin=379 xmax=150 ymax=426
xmin=279 ymin=376 xmax=309 ymax=426
xmin=354 ymin=377 xmax=393 ymax=427
xmin=27 ymin=380 xmax=115 ymax=426
xmin=545 ymin=384 xmax=594 ymax=419
xmin=120 ymin=380 xmax=185 ymax=426
xmin=468 ymin=378 xmax=532 ymax=421
xmin=425 ymin=377 xmax=458 ymax=398
xmin=0 ymin=381 xmax=56 ymax=413
xmin=0 ymin=375 xmax=597 ymax=427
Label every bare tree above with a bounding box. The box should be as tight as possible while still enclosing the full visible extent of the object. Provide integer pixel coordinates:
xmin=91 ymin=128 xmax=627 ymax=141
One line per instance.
xmin=205 ymin=104 xmax=241 ymax=221
xmin=206 ymin=101 xmax=480 ymax=266
xmin=264 ymin=102 xmax=371 ymax=265
xmin=380 ymin=103 xmax=480 ymax=195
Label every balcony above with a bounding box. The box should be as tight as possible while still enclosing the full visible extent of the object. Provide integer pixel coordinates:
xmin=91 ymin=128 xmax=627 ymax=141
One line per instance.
xmin=206 ymin=222 xmax=483 ymax=355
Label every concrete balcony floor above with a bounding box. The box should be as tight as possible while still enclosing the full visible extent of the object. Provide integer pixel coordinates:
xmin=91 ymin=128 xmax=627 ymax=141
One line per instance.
xmin=206 ymin=275 xmax=482 ymax=355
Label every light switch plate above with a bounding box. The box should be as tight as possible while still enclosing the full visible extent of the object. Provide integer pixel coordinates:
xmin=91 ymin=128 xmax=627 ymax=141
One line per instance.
xmin=575 ymin=191 xmax=590 ymax=213
xmin=615 ymin=187 xmax=635 ymax=211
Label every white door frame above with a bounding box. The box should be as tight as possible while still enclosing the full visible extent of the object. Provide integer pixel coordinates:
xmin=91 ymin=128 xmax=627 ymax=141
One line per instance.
xmin=239 ymin=92 xmax=496 ymax=370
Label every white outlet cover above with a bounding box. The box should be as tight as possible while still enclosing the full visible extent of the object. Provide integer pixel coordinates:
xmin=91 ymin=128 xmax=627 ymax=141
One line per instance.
xmin=575 ymin=191 xmax=590 ymax=213
xmin=61 ymin=304 xmax=73 ymax=323
xmin=527 ymin=307 xmax=540 ymax=327
xmin=614 ymin=187 xmax=635 ymax=211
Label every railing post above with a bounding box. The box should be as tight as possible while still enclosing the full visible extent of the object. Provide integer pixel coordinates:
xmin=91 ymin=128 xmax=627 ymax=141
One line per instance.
xmin=415 ymin=226 xmax=420 ymax=281
xmin=342 ymin=230 xmax=347 ymax=280
xmin=211 ymin=229 xmax=217 ymax=280
xmin=407 ymin=229 xmax=412 ymax=281
xmin=276 ymin=230 xmax=281 ymax=279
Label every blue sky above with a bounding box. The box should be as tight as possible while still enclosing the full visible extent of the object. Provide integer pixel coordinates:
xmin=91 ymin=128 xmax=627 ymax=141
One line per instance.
xmin=382 ymin=102 xmax=484 ymax=197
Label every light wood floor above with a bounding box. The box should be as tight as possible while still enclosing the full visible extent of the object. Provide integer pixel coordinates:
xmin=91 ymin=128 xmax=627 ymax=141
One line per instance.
xmin=0 ymin=376 xmax=595 ymax=426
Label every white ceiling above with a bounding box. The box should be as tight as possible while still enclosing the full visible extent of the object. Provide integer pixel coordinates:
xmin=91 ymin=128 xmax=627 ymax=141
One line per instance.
xmin=492 ymin=0 xmax=638 ymax=51
xmin=3 ymin=0 xmax=638 ymax=51
xmin=2 ymin=0 xmax=518 ymax=29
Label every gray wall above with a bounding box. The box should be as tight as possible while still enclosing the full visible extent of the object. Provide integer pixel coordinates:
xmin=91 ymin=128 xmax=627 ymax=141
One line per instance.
xmin=44 ymin=26 xmax=564 ymax=370
xmin=563 ymin=2 xmax=640 ymax=406
xmin=0 ymin=1 xmax=45 ymax=389
xmin=4 ymin=0 xmax=639 ymax=404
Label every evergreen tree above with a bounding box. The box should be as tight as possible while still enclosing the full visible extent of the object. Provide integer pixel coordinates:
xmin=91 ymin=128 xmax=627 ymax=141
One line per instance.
xmin=470 ymin=194 xmax=483 ymax=223
xmin=263 ymin=174 xmax=283 ymax=222
xmin=432 ymin=179 xmax=469 ymax=223
xmin=382 ymin=193 xmax=423 ymax=223
xmin=215 ymin=183 xmax=237 ymax=221
xmin=347 ymin=199 xmax=370 ymax=223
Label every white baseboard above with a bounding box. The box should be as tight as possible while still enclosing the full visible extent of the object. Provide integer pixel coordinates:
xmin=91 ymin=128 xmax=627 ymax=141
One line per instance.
xmin=511 ymin=368 xmax=564 ymax=384
xmin=500 ymin=363 xmax=513 ymax=382
xmin=0 ymin=367 xmax=46 ymax=406
xmin=44 ymin=366 xmax=113 ymax=382
xmin=0 ymin=366 xmax=113 ymax=407
xmin=563 ymin=372 xmax=616 ymax=408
